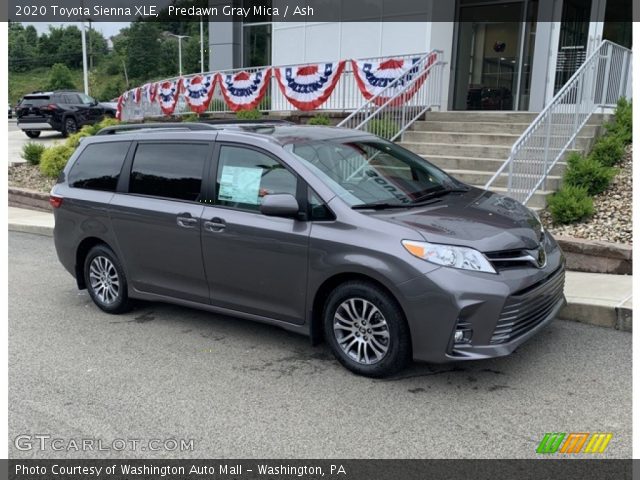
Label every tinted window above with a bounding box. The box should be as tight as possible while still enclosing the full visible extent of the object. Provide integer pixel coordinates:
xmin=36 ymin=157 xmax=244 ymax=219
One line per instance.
xmin=63 ymin=94 xmax=81 ymax=104
xmin=216 ymin=146 xmax=297 ymax=212
xmin=129 ymin=143 xmax=209 ymax=202
xmin=68 ymin=142 xmax=130 ymax=192
xmin=21 ymin=96 xmax=50 ymax=106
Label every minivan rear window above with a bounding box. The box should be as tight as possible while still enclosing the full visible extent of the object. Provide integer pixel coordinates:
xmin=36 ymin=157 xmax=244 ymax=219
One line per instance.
xmin=129 ymin=143 xmax=209 ymax=202
xmin=68 ymin=142 xmax=130 ymax=192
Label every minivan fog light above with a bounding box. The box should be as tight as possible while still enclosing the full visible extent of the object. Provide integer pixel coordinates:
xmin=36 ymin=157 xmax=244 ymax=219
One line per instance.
xmin=454 ymin=329 xmax=472 ymax=344
xmin=402 ymin=240 xmax=496 ymax=274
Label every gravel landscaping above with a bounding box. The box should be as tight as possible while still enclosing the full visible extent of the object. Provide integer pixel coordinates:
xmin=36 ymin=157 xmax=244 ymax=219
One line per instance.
xmin=541 ymin=144 xmax=632 ymax=245
xmin=8 ymin=163 xmax=56 ymax=193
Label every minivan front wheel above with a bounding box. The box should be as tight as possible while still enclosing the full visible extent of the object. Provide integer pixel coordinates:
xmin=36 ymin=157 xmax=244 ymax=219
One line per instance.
xmin=323 ymin=281 xmax=411 ymax=377
xmin=84 ymin=244 xmax=132 ymax=314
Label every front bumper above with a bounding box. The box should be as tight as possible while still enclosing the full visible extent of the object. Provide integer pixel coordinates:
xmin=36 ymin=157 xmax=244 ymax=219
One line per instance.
xmin=395 ymin=240 xmax=565 ymax=363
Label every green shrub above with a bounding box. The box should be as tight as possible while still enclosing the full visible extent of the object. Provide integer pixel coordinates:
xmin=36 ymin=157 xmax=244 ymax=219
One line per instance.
xmin=367 ymin=118 xmax=400 ymax=139
xmin=548 ymin=185 xmax=594 ymax=224
xmin=589 ymin=134 xmax=625 ymax=167
xmin=40 ymin=144 xmax=75 ymax=178
xmin=236 ymin=109 xmax=262 ymax=120
xmin=47 ymin=63 xmax=76 ymax=90
xmin=65 ymin=129 xmax=94 ymax=149
xmin=181 ymin=113 xmax=200 ymax=122
xmin=564 ymin=153 xmax=616 ymax=195
xmin=605 ymin=97 xmax=632 ymax=145
xmin=308 ymin=114 xmax=331 ymax=126
xmin=21 ymin=142 xmax=46 ymax=166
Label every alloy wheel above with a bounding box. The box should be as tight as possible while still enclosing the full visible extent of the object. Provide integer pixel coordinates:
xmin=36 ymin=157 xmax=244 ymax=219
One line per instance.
xmin=333 ymin=297 xmax=390 ymax=365
xmin=89 ymin=256 xmax=120 ymax=305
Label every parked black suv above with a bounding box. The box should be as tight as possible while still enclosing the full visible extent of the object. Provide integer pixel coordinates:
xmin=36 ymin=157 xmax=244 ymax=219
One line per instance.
xmin=16 ymin=91 xmax=116 ymax=138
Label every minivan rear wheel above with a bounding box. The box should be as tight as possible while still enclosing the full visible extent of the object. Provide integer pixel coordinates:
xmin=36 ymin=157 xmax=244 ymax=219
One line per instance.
xmin=323 ymin=281 xmax=411 ymax=377
xmin=84 ymin=244 xmax=132 ymax=314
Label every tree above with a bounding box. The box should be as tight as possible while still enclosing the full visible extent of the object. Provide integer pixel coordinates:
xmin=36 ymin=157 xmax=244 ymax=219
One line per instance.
xmin=47 ymin=63 xmax=76 ymax=90
xmin=125 ymin=22 xmax=163 ymax=81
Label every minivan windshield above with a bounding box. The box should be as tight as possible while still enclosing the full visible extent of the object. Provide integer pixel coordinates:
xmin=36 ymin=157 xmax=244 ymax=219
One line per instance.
xmin=286 ymin=139 xmax=461 ymax=207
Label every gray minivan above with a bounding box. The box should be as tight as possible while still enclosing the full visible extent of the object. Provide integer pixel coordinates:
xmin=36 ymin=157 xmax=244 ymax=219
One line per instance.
xmin=51 ymin=123 xmax=565 ymax=377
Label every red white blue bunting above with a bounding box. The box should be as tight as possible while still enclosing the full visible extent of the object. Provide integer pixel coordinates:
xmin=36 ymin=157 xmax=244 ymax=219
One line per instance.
xmin=132 ymin=86 xmax=143 ymax=104
xmin=115 ymin=90 xmax=130 ymax=120
xmin=352 ymin=54 xmax=437 ymax=106
xmin=143 ymin=83 xmax=157 ymax=104
xmin=218 ymin=69 xmax=271 ymax=112
xmin=157 ymin=79 xmax=181 ymax=115
xmin=182 ymin=74 xmax=216 ymax=113
xmin=274 ymin=61 xmax=345 ymax=111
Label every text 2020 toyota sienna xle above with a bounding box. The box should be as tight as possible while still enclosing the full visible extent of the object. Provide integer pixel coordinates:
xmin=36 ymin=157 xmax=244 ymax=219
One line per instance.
xmin=51 ymin=122 xmax=565 ymax=377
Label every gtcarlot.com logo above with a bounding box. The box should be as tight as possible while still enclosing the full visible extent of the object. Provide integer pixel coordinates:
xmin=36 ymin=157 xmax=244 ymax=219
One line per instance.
xmin=537 ymin=432 xmax=612 ymax=454
xmin=14 ymin=434 xmax=195 ymax=452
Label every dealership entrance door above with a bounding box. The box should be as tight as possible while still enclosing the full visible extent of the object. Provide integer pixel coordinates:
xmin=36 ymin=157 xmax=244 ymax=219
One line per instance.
xmin=451 ymin=0 xmax=538 ymax=111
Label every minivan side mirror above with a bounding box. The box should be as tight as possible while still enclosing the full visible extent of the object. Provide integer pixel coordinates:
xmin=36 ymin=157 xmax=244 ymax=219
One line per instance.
xmin=260 ymin=194 xmax=300 ymax=218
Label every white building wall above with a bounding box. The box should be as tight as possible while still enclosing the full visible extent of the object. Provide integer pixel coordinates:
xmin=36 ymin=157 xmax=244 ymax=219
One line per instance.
xmin=271 ymin=22 xmax=431 ymax=65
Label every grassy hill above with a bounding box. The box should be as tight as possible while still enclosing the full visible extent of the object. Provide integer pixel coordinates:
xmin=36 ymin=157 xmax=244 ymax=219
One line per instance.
xmin=9 ymin=67 xmax=127 ymax=105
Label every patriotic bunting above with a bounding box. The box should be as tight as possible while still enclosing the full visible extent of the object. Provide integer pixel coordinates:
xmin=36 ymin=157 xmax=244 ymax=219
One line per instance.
xmin=218 ymin=68 xmax=272 ymax=112
xmin=274 ymin=61 xmax=345 ymax=111
xmin=157 ymin=79 xmax=181 ymax=115
xmin=182 ymin=74 xmax=216 ymax=113
xmin=115 ymin=90 xmax=130 ymax=120
xmin=132 ymin=86 xmax=142 ymax=104
xmin=352 ymin=53 xmax=438 ymax=106
xmin=143 ymin=83 xmax=157 ymax=104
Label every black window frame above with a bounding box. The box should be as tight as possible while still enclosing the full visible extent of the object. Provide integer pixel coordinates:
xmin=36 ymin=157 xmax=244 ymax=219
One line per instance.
xmin=121 ymin=140 xmax=215 ymax=204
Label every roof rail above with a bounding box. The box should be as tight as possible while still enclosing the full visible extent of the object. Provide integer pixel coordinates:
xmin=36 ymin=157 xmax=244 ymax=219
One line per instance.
xmin=199 ymin=119 xmax=294 ymax=125
xmin=95 ymin=122 xmax=219 ymax=135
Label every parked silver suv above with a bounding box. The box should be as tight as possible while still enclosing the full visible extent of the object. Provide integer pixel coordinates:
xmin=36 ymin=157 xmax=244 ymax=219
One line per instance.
xmin=51 ymin=122 xmax=565 ymax=377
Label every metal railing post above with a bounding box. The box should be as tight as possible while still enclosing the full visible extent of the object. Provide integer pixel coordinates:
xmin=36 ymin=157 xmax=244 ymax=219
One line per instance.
xmin=600 ymin=43 xmax=613 ymax=107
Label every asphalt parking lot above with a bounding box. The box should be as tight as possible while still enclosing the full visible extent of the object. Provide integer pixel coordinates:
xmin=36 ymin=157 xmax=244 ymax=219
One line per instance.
xmin=8 ymin=119 xmax=65 ymax=165
xmin=8 ymin=232 xmax=632 ymax=459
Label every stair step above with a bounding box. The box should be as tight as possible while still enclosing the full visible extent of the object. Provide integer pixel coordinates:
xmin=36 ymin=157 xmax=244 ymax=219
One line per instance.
xmin=448 ymin=169 xmax=562 ymax=190
xmin=400 ymin=142 xmax=512 ymax=159
xmin=412 ymin=121 xmax=532 ymax=134
xmin=402 ymin=132 xmax=594 ymax=149
xmin=425 ymin=111 xmax=539 ymax=123
xmin=421 ymin=155 xmax=568 ymax=176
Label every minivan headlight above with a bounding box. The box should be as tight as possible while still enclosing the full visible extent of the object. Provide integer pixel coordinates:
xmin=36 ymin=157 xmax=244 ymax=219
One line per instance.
xmin=402 ymin=240 xmax=496 ymax=274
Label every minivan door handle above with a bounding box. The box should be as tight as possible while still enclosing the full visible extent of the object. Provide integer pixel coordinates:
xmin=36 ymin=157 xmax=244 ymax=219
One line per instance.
xmin=203 ymin=217 xmax=226 ymax=232
xmin=177 ymin=213 xmax=198 ymax=229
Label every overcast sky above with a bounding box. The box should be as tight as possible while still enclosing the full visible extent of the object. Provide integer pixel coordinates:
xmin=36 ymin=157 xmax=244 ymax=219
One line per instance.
xmin=24 ymin=22 xmax=130 ymax=38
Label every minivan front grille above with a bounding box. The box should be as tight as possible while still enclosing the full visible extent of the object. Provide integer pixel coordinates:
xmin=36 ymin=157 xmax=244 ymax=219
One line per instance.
xmin=490 ymin=268 xmax=565 ymax=345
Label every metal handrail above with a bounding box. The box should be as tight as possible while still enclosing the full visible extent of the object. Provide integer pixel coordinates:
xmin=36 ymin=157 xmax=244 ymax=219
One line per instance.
xmin=337 ymin=50 xmax=445 ymax=140
xmin=485 ymin=40 xmax=632 ymax=205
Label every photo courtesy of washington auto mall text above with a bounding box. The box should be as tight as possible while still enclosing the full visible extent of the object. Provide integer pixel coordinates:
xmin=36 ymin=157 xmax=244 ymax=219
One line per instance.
xmin=2 ymin=0 xmax=636 ymax=478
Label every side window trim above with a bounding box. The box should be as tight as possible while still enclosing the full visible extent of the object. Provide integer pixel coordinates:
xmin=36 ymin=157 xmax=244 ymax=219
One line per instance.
xmin=121 ymin=140 xmax=215 ymax=204
xmin=210 ymin=141 xmax=308 ymax=216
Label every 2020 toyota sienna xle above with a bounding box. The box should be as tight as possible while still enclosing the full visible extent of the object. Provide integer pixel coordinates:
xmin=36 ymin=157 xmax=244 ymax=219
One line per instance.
xmin=51 ymin=122 xmax=565 ymax=377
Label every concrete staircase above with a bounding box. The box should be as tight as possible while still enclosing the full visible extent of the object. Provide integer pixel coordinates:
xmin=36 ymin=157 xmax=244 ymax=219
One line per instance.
xmin=399 ymin=111 xmax=605 ymax=209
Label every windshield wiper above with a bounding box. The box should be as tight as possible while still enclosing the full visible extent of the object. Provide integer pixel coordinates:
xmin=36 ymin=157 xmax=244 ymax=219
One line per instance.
xmin=411 ymin=186 xmax=470 ymax=203
xmin=352 ymin=202 xmax=414 ymax=210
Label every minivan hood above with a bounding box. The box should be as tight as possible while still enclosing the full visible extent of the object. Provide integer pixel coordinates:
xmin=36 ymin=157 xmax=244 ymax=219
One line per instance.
xmin=370 ymin=188 xmax=544 ymax=252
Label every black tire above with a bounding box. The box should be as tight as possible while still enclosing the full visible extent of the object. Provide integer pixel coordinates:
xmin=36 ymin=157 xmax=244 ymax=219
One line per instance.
xmin=62 ymin=117 xmax=78 ymax=137
xmin=25 ymin=130 xmax=41 ymax=138
xmin=323 ymin=281 xmax=411 ymax=378
xmin=83 ymin=244 xmax=132 ymax=314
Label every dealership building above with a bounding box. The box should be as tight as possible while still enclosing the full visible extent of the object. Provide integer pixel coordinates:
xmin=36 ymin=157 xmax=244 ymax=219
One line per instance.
xmin=208 ymin=0 xmax=632 ymax=112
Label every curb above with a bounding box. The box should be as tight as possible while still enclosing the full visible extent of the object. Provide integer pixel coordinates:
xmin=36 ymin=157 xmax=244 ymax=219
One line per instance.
xmin=556 ymin=236 xmax=632 ymax=275
xmin=8 ymin=223 xmax=53 ymax=237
